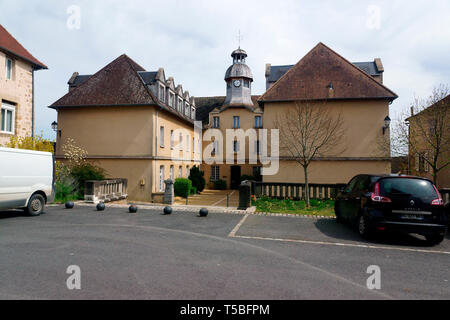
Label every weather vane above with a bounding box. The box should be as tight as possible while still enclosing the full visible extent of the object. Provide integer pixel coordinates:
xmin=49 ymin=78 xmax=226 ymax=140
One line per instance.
xmin=237 ymin=30 xmax=243 ymax=48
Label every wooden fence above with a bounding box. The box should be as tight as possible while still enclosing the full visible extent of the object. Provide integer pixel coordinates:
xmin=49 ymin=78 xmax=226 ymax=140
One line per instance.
xmin=251 ymin=182 xmax=346 ymax=200
xmin=84 ymin=179 xmax=128 ymax=203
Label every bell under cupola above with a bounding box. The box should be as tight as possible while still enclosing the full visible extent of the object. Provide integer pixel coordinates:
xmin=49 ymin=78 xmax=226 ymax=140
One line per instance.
xmin=223 ymin=48 xmax=254 ymax=108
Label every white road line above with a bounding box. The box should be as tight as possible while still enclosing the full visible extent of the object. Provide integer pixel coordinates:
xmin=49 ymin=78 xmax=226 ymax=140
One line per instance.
xmin=231 ymin=234 xmax=450 ymax=255
xmin=228 ymin=214 xmax=249 ymax=237
xmin=211 ymin=190 xmax=236 ymax=207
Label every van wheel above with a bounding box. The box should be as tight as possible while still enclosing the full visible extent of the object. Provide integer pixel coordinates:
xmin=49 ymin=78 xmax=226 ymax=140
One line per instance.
xmin=425 ymin=233 xmax=445 ymax=245
xmin=358 ymin=214 xmax=373 ymax=239
xmin=26 ymin=194 xmax=45 ymax=216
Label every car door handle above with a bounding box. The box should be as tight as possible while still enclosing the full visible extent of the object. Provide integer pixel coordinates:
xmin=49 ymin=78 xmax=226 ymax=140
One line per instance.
xmin=355 ymin=197 xmax=361 ymax=200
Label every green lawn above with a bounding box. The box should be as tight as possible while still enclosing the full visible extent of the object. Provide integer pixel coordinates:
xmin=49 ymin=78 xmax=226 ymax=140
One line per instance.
xmin=252 ymin=197 xmax=336 ymax=216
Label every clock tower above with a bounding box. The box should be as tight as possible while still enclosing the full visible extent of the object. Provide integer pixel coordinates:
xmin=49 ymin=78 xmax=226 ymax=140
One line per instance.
xmin=223 ymin=48 xmax=254 ymax=108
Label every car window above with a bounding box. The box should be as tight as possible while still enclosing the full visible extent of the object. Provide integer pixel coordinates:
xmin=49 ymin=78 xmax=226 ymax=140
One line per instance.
xmin=345 ymin=177 xmax=359 ymax=193
xmin=379 ymin=178 xmax=437 ymax=199
xmin=353 ymin=176 xmax=367 ymax=193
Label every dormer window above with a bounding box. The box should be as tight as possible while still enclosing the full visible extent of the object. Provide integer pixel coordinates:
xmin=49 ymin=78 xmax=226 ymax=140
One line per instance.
xmin=169 ymin=92 xmax=175 ymax=107
xmin=185 ymin=104 xmax=189 ymax=116
xmin=159 ymin=84 xmax=165 ymax=102
xmin=191 ymin=107 xmax=195 ymax=119
xmin=178 ymin=99 xmax=183 ymax=112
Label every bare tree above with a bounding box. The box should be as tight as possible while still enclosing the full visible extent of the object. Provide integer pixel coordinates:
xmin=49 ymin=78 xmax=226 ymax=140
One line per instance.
xmin=399 ymin=84 xmax=450 ymax=185
xmin=273 ymin=100 xmax=345 ymax=207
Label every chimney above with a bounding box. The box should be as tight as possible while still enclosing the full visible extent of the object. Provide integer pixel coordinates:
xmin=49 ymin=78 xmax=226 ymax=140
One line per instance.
xmin=265 ymin=63 xmax=271 ymax=90
xmin=374 ymin=58 xmax=384 ymax=84
xmin=410 ymin=106 xmax=414 ymax=117
xmin=67 ymin=72 xmax=79 ymax=92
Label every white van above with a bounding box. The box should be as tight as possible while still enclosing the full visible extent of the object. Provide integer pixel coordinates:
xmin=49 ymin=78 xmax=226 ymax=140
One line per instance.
xmin=0 ymin=147 xmax=54 ymax=216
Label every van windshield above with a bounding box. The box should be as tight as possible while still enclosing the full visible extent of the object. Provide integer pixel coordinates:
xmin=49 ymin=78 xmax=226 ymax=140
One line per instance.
xmin=379 ymin=178 xmax=437 ymax=198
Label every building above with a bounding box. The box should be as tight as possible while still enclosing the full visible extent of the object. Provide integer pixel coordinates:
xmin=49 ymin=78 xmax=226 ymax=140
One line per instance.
xmin=50 ymin=54 xmax=201 ymax=202
xmin=0 ymin=24 xmax=47 ymax=145
xmin=197 ymin=43 xmax=398 ymax=188
xmin=196 ymin=48 xmax=263 ymax=189
xmin=407 ymin=94 xmax=450 ymax=188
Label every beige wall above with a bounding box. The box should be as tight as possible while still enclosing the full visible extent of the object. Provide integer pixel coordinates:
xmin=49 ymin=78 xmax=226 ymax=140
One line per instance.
xmin=0 ymin=51 xmax=34 ymax=145
xmin=56 ymin=105 xmax=200 ymax=201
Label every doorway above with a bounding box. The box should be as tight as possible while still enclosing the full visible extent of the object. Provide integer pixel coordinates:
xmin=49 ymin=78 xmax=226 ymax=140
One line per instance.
xmin=230 ymin=166 xmax=241 ymax=189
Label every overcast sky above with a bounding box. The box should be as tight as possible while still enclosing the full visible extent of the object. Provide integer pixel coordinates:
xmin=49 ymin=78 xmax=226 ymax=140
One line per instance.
xmin=1 ymin=0 xmax=449 ymax=140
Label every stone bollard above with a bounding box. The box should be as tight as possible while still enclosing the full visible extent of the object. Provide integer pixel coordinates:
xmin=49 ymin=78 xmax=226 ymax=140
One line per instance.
xmin=238 ymin=180 xmax=252 ymax=210
xmin=163 ymin=179 xmax=174 ymax=205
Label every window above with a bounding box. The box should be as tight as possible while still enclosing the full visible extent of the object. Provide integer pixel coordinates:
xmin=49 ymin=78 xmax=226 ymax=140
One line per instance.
xmin=211 ymin=166 xmax=220 ymax=181
xmin=185 ymin=104 xmax=189 ymax=116
xmin=416 ymin=152 xmax=429 ymax=173
xmin=192 ymin=137 xmax=195 ymax=153
xmin=170 ymin=165 xmax=174 ymax=181
xmin=233 ymin=140 xmax=240 ymax=152
xmin=244 ymin=80 xmax=250 ymax=88
xmin=170 ymin=130 xmax=174 ymax=149
xmin=179 ymin=133 xmax=183 ymax=150
xmin=179 ymin=166 xmax=183 ymax=178
xmin=252 ymin=167 xmax=262 ymax=181
xmin=212 ymin=140 xmax=219 ymax=154
xmin=255 ymin=140 xmax=261 ymax=154
xmin=178 ymin=99 xmax=183 ymax=112
xmin=186 ymin=166 xmax=190 ymax=178
xmin=169 ymin=93 xmax=175 ymax=107
xmin=187 ymin=134 xmax=190 ymax=152
xmin=160 ymin=166 xmax=165 ymax=192
xmin=233 ymin=116 xmax=240 ymax=128
xmin=255 ymin=116 xmax=262 ymax=128
xmin=191 ymin=107 xmax=195 ymax=119
xmin=160 ymin=126 xmax=165 ymax=147
xmin=159 ymin=85 xmax=165 ymax=102
xmin=5 ymin=58 xmax=12 ymax=80
xmin=1 ymin=101 xmax=15 ymax=133
xmin=213 ymin=116 xmax=220 ymax=128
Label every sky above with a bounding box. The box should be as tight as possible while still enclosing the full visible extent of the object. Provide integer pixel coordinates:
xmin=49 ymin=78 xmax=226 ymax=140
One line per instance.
xmin=1 ymin=0 xmax=449 ymax=140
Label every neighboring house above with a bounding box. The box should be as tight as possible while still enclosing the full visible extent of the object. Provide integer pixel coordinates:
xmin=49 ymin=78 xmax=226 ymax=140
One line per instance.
xmin=407 ymin=94 xmax=450 ymax=188
xmin=196 ymin=43 xmax=398 ymax=188
xmin=0 ymin=24 xmax=47 ymax=145
xmin=49 ymin=54 xmax=201 ymax=202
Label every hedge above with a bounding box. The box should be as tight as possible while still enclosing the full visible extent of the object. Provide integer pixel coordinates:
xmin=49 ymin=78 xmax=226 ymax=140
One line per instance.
xmin=174 ymin=178 xmax=192 ymax=198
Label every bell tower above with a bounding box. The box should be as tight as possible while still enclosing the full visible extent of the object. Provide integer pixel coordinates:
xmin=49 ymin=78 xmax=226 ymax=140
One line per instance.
xmin=223 ymin=48 xmax=254 ymax=108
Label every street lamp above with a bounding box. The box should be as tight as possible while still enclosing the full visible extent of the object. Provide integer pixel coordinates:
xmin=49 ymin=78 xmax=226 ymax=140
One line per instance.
xmin=382 ymin=116 xmax=391 ymax=135
xmin=51 ymin=121 xmax=61 ymax=137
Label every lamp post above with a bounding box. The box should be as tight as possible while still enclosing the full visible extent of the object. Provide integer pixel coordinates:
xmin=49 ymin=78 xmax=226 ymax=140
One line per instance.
xmin=51 ymin=121 xmax=61 ymax=137
xmin=382 ymin=116 xmax=391 ymax=135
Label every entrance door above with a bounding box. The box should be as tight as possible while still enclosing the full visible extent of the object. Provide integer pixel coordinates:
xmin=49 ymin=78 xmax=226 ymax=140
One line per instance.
xmin=230 ymin=166 xmax=241 ymax=189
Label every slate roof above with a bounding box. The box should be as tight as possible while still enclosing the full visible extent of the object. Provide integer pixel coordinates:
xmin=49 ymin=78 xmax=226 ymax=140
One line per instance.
xmin=194 ymin=95 xmax=260 ymax=124
xmin=260 ymin=43 xmax=397 ymax=102
xmin=267 ymin=65 xmax=293 ymax=83
xmin=353 ymin=61 xmax=382 ymax=77
xmin=0 ymin=24 xmax=47 ymax=69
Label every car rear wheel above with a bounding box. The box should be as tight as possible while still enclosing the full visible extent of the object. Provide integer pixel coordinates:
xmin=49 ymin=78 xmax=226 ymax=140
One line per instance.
xmin=26 ymin=194 xmax=45 ymax=216
xmin=358 ymin=214 xmax=373 ymax=239
xmin=425 ymin=233 xmax=445 ymax=246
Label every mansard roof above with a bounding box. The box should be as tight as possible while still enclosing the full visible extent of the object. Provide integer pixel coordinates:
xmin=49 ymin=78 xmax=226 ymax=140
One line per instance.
xmin=259 ymin=42 xmax=397 ymax=103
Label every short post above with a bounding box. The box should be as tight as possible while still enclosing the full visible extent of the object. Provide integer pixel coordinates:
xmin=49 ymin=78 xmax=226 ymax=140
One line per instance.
xmin=238 ymin=180 xmax=251 ymax=210
xmin=163 ymin=179 xmax=174 ymax=205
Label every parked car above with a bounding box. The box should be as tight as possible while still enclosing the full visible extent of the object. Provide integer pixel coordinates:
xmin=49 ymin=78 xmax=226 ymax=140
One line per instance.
xmin=335 ymin=174 xmax=447 ymax=245
xmin=0 ymin=147 xmax=54 ymax=216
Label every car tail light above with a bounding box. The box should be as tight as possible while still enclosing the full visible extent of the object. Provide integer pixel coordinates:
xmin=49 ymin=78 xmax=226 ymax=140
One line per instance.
xmin=431 ymin=185 xmax=444 ymax=206
xmin=371 ymin=182 xmax=392 ymax=203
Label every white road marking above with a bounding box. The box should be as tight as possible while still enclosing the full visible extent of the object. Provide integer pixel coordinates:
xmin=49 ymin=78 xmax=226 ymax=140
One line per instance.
xmin=228 ymin=214 xmax=249 ymax=237
xmin=231 ymin=234 xmax=450 ymax=255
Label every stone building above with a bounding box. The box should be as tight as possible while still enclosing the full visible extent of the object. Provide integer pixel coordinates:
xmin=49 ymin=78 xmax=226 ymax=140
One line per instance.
xmin=0 ymin=24 xmax=47 ymax=145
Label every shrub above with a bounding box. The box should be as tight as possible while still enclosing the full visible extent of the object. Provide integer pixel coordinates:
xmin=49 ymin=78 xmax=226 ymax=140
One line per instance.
xmin=70 ymin=163 xmax=106 ymax=198
xmin=191 ymin=186 xmax=197 ymax=195
xmin=188 ymin=166 xmax=206 ymax=193
xmin=240 ymin=175 xmax=254 ymax=182
xmin=174 ymin=178 xmax=192 ymax=198
xmin=214 ymin=179 xmax=227 ymax=190
xmin=3 ymin=132 xmax=54 ymax=152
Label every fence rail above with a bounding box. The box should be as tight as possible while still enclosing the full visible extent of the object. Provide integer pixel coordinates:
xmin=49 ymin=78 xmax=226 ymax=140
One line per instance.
xmin=251 ymin=181 xmax=346 ymax=200
xmin=84 ymin=179 xmax=128 ymax=203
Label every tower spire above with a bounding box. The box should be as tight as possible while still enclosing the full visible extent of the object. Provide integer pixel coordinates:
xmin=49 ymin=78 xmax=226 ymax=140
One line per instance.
xmin=237 ymin=30 xmax=243 ymax=49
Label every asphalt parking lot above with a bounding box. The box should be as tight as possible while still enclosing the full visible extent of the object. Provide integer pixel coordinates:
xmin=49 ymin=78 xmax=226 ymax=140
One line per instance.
xmin=0 ymin=205 xmax=448 ymax=300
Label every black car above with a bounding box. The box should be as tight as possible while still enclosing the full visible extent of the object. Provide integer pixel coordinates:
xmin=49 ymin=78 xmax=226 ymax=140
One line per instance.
xmin=335 ymin=174 xmax=448 ymax=245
